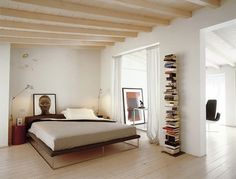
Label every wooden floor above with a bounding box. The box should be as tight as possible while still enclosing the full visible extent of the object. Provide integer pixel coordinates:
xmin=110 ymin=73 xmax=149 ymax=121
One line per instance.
xmin=0 ymin=125 xmax=236 ymax=179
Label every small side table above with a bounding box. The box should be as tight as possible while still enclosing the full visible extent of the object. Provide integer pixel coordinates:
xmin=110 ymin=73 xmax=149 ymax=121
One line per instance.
xmin=12 ymin=125 xmax=26 ymax=145
xmin=133 ymin=107 xmax=148 ymax=125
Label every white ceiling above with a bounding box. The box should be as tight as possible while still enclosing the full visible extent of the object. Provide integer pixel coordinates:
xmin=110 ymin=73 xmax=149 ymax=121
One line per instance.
xmin=205 ymin=21 xmax=236 ymax=68
xmin=0 ymin=0 xmax=219 ymax=48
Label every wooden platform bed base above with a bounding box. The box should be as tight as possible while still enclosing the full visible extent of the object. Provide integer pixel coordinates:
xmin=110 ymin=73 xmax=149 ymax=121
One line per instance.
xmin=28 ymin=132 xmax=140 ymax=169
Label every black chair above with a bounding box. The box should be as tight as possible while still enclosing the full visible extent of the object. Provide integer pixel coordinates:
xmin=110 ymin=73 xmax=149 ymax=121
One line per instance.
xmin=206 ymin=99 xmax=220 ymax=121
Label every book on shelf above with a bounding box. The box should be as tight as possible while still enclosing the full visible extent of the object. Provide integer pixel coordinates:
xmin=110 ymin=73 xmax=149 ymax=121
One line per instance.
xmin=165 ymin=100 xmax=178 ymax=103
xmin=165 ymin=123 xmax=180 ymax=128
xmin=166 ymin=84 xmax=177 ymax=88
xmin=165 ymin=83 xmax=176 ymax=88
xmin=164 ymin=92 xmax=177 ymax=95
xmin=165 ymin=65 xmax=176 ymax=68
xmin=166 ymin=113 xmax=179 ymax=118
xmin=166 ymin=115 xmax=179 ymax=122
xmin=165 ymin=69 xmax=177 ymax=73
xmin=165 ymin=135 xmax=179 ymax=142
xmin=164 ymin=86 xmax=177 ymax=91
xmin=165 ymin=106 xmax=178 ymax=110
xmin=166 ymin=131 xmax=179 ymax=136
xmin=166 ymin=119 xmax=179 ymax=122
xmin=165 ymin=68 xmax=177 ymax=72
xmin=165 ymin=133 xmax=180 ymax=138
xmin=166 ymin=110 xmax=178 ymax=114
xmin=166 ymin=113 xmax=178 ymax=117
xmin=166 ymin=113 xmax=178 ymax=116
xmin=164 ymin=144 xmax=180 ymax=150
xmin=166 ymin=117 xmax=179 ymax=121
xmin=163 ymin=126 xmax=179 ymax=131
xmin=165 ymin=72 xmax=176 ymax=77
xmin=166 ymin=124 xmax=179 ymax=129
xmin=165 ymin=89 xmax=177 ymax=93
xmin=163 ymin=147 xmax=180 ymax=155
xmin=165 ymin=71 xmax=176 ymax=75
xmin=164 ymin=58 xmax=176 ymax=62
xmin=165 ymin=54 xmax=176 ymax=58
xmin=165 ymin=62 xmax=176 ymax=65
xmin=166 ymin=77 xmax=177 ymax=82
xmin=164 ymin=57 xmax=176 ymax=62
xmin=165 ymin=96 xmax=178 ymax=101
xmin=164 ymin=56 xmax=177 ymax=62
xmin=163 ymin=127 xmax=180 ymax=136
xmin=165 ymin=140 xmax=180 ymax=146
xmin=165 ymin=101 xmax=178 ymax=107
xmin=165 ymin=104 xmax=178 ymax=107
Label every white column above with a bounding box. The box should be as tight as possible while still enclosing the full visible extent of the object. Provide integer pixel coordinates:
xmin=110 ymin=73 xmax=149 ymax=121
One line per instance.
xmin=225 ymin=66 xmax=236 ymax=126
xmin=0 ymin=43 xmax=10 ymax=147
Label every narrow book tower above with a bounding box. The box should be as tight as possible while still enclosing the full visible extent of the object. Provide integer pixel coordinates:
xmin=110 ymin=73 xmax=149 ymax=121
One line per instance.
xmin=163 ymin=54 xmax=181 ymax=155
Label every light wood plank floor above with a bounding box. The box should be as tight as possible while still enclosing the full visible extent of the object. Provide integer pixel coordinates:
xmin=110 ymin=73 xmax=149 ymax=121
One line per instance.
xmin=0 ymin=126 xmax=236 ymax=179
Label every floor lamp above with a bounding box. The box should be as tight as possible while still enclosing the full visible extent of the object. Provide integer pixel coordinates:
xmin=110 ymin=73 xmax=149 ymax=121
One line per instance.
xmin=11 ymin=84 xmax=34 ymax=123
xmin=97 ymin=88 xmax=103 ymax=117
xmin=9 ymin=84 xmax=33 ymax=145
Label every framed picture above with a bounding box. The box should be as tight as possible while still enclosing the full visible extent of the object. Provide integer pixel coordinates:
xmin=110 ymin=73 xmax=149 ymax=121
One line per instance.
xmin=122 ymin=88 xmax=145 ymax=125
xmin=33 ymin=94 xmax=56 ymax=116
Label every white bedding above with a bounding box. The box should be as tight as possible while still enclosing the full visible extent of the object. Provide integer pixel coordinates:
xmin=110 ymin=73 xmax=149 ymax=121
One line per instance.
xmin=29 ymin=120 xmax=137 ymax=151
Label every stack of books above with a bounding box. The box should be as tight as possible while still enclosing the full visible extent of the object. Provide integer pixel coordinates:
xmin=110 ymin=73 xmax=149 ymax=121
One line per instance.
xmin=163 ymin=54 xmax=181 ymax=155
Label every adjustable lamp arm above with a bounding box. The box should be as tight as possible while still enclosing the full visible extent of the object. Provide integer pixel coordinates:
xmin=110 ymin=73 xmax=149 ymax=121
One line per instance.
xmin=12 ymin=84 xmax=33 ymax=101
xmin=10 ymin=84 xmax=33 ymax=120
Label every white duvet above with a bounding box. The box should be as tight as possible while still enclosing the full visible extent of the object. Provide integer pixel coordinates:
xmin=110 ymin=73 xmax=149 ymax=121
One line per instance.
xmin=29 ymin=120 xmax=137 ymax=151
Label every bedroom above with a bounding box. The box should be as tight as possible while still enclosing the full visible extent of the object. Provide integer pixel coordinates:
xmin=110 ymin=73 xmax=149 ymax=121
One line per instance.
xmin=1 ymin=0 xmax=236 ymax=178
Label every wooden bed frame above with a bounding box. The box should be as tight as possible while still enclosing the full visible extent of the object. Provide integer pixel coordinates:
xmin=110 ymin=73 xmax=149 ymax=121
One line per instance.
xmin=25 ymin=114 xmax=140 ymax=169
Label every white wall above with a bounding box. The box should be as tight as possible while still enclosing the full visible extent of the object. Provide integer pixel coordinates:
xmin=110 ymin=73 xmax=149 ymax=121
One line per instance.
xmin=207 ymin=66 xmax=236 ymax=126
xmin=0 ymin=43 xmax=10 ymax=147
xmin=100 ymin=0 xmax=236 ymax=156
xmin=10 ymin=47 xmax=101 ymax=119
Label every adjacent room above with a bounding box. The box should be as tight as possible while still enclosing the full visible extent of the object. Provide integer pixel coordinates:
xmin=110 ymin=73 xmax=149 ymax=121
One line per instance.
xmin=204 ymin=20 xmax=236 ymax=166
xmin=0 ymin=0 xmax=236 ymax=178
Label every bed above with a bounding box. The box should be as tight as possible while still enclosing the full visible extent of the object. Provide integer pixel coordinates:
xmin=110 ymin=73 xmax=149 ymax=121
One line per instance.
xmin=25 ymin=114 xmax=140 ymax=169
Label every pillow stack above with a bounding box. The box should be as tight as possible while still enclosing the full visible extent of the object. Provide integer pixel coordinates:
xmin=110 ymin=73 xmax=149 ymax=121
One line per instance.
xmin=61 ymin=108 xmax=99 ymax=120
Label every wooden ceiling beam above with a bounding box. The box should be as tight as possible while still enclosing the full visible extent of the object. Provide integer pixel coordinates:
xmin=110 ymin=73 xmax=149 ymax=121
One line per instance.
xmin=0 ymin=20 xmax=137 ymax=37
xmin=12 ymin=0 xmax=169 ymax=25
xmin=213 ymin=31 xmax=236 ymax=49
xmin=186 ymin=0 xmax=220 ymax=8
xmin=0 ymin=7 xmax=152 ymax=32
xmin=0 ymin=29 xmax=125 ymax=42
xmin=0 ymin=37 xmax=114 ymax=46
xmin=205 ymin=61 xmax=220 ymax=69
xmin=11 ymin=43 xmax=104 ymax=50
xmin=117 ymin=0 xmax=191 ymax=18
xmin=206 ymin=44 xmax=235 ymax=67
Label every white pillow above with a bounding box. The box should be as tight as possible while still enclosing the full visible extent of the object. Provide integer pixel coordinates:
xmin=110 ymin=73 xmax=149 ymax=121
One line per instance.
xmin=61 ymin=110 xmax=70 ymax=119
xmin=65 ymin=108 xmax=98 ymax=119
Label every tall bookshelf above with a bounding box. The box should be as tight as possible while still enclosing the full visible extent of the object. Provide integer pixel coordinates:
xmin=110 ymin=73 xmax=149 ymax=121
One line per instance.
xmin=162 ymin=54 xmax=181 ymax=155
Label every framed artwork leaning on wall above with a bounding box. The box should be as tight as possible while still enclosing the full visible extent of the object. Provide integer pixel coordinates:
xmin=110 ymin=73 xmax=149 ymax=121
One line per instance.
xmin=122 ymin=88 xmax=145 ymax=125
xmin=33 ymin=94 xmax=56 ymax=116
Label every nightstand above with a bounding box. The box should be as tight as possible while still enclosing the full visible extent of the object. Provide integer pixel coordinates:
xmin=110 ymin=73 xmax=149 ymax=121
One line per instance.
xmin=12 ymin=125 xmax=26 ymax=145
xmin=97 ymin=115 xmax=110 ymax=119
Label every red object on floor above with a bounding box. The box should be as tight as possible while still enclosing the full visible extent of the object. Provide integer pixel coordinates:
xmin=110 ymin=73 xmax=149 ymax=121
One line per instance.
xmin=12 ymin=125 xmax=26 ymax=145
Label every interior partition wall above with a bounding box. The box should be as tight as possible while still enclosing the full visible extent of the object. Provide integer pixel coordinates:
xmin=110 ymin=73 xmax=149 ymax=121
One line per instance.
xmin=0 ymin=43 xmax=10 ymax=147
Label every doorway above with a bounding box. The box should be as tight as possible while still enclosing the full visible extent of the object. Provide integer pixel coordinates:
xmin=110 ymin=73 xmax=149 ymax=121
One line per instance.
xmin=121 ymin=49 xmax=148 ymax=131
xmin=206 ymin=73 xmax=225 ymax=125
xmin=202 ymin=19 xmax=236 ymax=155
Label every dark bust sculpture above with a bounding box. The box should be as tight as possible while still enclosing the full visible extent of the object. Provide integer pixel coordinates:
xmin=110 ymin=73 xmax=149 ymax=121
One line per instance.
xmin=39 ymin=95 xmax=51 ymax=115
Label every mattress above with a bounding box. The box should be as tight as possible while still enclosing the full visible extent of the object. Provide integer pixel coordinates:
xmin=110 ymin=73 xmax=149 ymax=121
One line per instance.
xmin=28 ymin=120 xmax=137 ymax=151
